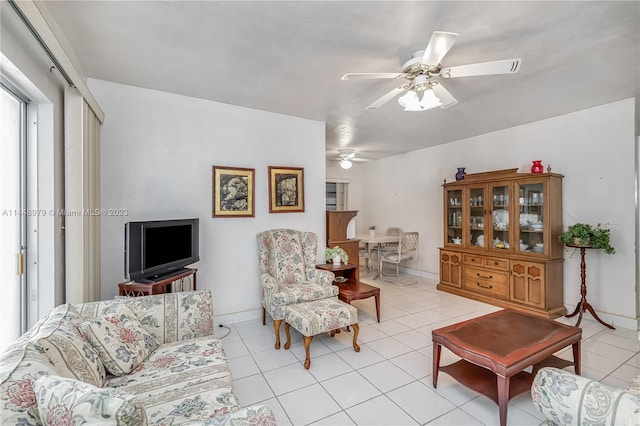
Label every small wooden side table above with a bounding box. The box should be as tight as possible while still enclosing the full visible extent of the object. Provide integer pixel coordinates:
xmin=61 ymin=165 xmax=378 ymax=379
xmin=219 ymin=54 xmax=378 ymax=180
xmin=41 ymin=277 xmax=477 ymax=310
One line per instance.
xmin=316 ymin=263 xmax=381 ymax=323
xmin=565 ymin=245 xmax=615 ymax=329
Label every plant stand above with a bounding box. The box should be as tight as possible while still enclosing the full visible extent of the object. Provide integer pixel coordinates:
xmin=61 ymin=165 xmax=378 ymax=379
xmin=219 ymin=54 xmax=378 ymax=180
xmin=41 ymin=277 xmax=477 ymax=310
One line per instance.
xmin=565 ymin=244 xmax=615 ymax=329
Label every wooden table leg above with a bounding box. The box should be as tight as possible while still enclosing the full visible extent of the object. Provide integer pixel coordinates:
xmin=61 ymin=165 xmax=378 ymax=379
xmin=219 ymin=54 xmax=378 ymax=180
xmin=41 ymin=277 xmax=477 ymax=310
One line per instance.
xmin=303 ymin=335 xmax=313 ymax=369
xmin=572 ymin=339 xmax=581 ymax=375
xmin=565 ymin=246 xmax=615 ymax=329
xmin=497 ymin=375 xmax=510 ymax=426
xmin=375 ymin=292 xmax=381 ymax=323
xmin=352 ymin=323 xmax=360 ymax=352
xmin=432 ymin=343 xmax=441 ymax=387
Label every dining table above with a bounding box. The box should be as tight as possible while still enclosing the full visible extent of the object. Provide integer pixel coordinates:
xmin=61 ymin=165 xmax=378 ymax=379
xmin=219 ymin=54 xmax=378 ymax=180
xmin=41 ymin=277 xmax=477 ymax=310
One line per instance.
xmin=356 ymin=234 xmax=401 ymax=279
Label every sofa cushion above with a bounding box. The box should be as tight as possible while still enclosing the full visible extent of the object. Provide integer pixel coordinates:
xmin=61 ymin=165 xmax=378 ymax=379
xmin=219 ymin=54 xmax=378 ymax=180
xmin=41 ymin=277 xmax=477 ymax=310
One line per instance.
xmin=75 ymin=290 xmax=214 ymax=345
xmin=34 ymin=375 xmax=147 ymax=425
xmin=80 ymin=304 xmax=159 ymax=376
xmin=1 ymin=304 xmax=94 ymax=425
xmin=35 ymin=320 xmax=106 ymax=388
xmin=29 ymin=303 xmax=105 ymax=388
xmin=106 ymin=336 xmax=240 ymax=425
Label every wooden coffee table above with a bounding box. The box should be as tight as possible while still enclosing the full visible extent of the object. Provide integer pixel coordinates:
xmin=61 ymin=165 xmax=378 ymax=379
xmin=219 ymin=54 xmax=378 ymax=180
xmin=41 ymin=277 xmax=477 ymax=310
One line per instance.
xmin=432 ymin=309 xmax=581 ymax=426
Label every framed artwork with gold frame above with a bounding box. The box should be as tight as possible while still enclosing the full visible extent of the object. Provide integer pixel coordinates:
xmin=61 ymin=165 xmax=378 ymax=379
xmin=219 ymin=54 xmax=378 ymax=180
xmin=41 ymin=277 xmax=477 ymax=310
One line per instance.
xmin=268 ymin=166 xmax=304 ymax=213
xmin=212 ymin=166 xmax=255 ymax=217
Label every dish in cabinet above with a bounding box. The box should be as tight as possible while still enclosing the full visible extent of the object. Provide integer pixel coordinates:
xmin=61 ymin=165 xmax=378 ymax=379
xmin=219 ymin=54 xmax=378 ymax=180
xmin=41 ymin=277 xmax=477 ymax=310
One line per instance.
xmin=493 ymin=209 xmax=509 ymax=228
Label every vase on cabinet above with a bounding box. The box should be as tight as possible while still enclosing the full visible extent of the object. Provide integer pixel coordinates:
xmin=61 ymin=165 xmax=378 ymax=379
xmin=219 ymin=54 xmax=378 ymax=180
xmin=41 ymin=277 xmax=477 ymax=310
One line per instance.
xmin=531 ymin=160 xmax=544 ymax=174
xmin=455 ymin=167 xmax=466 ymax=181
xmin=332 ymin=255 xmax=341 ymax=266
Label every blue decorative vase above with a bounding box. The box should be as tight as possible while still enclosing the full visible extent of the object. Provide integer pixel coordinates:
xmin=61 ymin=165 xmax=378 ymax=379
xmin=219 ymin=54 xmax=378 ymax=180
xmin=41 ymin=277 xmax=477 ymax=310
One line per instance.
xmin=455 ymin=167 xmax=466 ymax=181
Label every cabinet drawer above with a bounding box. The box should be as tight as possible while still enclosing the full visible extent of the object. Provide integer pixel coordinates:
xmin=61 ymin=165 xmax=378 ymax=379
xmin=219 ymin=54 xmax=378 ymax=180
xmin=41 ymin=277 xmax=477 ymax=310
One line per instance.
xmin=462 ymin=254 xmax=484 ymax=266
xmin=462 ymin=254 xmax=508 ymax=271
xmin=485 ymin=257 xmax=509 ymax=271
xmin=463 ymin=266 xmax=509 ymax=298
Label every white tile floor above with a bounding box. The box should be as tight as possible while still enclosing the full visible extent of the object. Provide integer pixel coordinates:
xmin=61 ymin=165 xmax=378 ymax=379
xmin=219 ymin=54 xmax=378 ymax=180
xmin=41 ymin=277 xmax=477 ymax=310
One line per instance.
xmin=216 ymin=274 xmax=640 ymax=425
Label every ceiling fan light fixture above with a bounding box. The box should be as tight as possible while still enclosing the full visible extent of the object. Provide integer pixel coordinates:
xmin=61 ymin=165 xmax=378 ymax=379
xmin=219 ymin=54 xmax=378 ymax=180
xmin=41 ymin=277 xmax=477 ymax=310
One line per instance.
xmin=340 ymin=159 xmax=353 ymax=169
xmin=398 ymin=88 xmax=441 ymax=111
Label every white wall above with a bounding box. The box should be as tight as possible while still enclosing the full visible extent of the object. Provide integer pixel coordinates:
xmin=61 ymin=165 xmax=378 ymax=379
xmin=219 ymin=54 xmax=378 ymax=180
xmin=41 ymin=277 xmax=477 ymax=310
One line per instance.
xmin=344 ymin=99 xmax=637 ymax=329
xmin=90 ymin=79 xmax=327 ymax=323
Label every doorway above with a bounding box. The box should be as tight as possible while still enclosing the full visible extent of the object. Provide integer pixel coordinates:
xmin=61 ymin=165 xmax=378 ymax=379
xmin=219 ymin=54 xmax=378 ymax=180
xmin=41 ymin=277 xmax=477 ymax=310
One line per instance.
xmin=0 ymin=79 xmax=29 ymax=351
xmin=326 ymin=180 xmax=349 ymax=211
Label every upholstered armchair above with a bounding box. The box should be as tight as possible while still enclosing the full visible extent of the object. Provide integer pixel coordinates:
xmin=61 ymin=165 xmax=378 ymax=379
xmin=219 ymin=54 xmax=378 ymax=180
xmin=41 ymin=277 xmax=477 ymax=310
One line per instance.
xmin=531 ymin=367 xmax=640 ymax=425
xmin=257 ymin=229 xmax=338 ymax=349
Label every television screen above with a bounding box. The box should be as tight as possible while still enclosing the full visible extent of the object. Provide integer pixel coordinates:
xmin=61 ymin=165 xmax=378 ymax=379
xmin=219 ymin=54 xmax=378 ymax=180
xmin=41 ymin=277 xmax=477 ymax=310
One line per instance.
xmin=124 ymin=218 xmax=199 ymax=281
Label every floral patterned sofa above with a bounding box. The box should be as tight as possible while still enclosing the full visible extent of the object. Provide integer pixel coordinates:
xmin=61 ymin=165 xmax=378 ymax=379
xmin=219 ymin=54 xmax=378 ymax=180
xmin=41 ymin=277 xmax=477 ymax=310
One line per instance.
xmin=0 ymin=290 xmax=276 ymax=425
xmin=531 ymin=367 xmax=640 ymax=425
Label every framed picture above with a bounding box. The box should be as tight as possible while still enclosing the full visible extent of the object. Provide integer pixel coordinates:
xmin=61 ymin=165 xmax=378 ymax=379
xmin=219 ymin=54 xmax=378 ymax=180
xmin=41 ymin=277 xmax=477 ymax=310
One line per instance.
xmin=268 ymin=166 xmax=304 ymax=213
xmin=212 ymin=166 xmax=255 ymax=217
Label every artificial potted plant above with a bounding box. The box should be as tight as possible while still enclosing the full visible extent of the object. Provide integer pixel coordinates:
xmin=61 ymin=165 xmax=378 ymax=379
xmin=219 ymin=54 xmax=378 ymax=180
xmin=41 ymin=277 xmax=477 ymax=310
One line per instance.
xmin=558 ymin=223 xmax=616 ymax=254
xmin=325 ymin=246 xmax=348 ymax=266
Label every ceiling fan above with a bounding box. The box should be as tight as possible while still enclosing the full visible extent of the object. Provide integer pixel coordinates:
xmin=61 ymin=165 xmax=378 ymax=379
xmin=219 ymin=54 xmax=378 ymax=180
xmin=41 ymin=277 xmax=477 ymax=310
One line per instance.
xmin=332 ymin=149 xmax=369 ymax=169
xmin=342 ymin=31 xmax=521 ymax=111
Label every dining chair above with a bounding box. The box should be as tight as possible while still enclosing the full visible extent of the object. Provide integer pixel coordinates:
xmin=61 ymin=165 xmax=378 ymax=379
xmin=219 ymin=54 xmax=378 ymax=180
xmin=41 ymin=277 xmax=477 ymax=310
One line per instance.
xmin=379 ymin=232 xmax=419 ymax=283
xmin=359 ymin=242 xmax=372 ymax=275
xmin=369 ymin=227 xmax=403 ymax=260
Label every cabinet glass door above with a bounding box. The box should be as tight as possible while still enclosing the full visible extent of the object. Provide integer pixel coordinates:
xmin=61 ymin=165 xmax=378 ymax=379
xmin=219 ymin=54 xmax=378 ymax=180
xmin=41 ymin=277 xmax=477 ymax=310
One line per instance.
xmin=490 ymin=184 xmax=510 ymax=252
xmin=468 ymin=186 xmax=486 ymax=248
xmin=516 ymin=182 xmax=544 ymax=254
xmin=445 ymin=188 xmax=463 ymax=245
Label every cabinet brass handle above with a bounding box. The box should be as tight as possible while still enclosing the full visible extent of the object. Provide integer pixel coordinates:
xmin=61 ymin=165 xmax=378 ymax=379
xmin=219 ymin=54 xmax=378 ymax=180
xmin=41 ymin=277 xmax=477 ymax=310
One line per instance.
xmin=477 ymin=282 xmax=493 ymax=289
xmin=477 ymin=272 xmax=493 ymax=279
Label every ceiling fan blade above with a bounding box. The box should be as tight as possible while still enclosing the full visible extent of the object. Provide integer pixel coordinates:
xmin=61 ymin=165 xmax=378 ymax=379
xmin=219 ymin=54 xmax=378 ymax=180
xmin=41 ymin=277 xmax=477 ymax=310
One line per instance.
xmin=441 ymin=58 xmax=521 ymax=78
xmin=342 ymin=72 xmax=408 ymax=80
xmin=365 ymin=85 xmax=409 ymax=110
xmin=421 ymin=31 xmax=459 ymax=66
xmin=431 ymin=82 xmax=458 ymax=109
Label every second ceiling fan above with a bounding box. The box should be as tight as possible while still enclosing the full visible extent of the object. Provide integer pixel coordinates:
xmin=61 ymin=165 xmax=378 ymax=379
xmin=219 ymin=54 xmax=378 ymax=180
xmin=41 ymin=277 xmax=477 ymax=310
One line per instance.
xmin=342 ymin=31 xmax=521 ymax=111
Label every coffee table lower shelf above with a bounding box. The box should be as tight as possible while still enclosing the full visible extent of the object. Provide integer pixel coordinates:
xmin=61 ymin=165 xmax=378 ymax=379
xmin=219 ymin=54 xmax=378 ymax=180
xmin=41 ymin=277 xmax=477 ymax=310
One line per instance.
xmin=439 ymin=355 xmax=575 ymax=405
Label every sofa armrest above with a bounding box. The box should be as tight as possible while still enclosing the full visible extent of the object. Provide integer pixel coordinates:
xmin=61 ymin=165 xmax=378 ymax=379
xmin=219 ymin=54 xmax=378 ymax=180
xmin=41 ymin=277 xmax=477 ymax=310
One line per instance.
xmin=532 ymin=367 xmax=640 ymax=426
xmin=76 ymin=290 xmax=214 ymax=345
xmin=189 ymin=404 xmax=276 ymax=425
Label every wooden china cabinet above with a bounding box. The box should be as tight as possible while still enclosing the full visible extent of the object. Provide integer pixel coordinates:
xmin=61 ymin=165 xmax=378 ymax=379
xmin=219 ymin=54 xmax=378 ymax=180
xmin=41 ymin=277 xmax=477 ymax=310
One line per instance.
xmin=438 ymin=168 xmax=565 ymax=318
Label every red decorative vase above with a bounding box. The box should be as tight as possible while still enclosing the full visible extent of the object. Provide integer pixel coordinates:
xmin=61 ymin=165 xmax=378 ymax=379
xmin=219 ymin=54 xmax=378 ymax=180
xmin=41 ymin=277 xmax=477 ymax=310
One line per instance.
xmin=531 ymin=160 xmax=544 ymax=174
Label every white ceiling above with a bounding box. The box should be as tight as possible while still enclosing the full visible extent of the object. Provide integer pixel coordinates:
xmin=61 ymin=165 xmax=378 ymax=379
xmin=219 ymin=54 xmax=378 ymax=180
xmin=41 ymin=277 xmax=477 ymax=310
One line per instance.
xmin=37 ymin=1 xmax=639 ymax=164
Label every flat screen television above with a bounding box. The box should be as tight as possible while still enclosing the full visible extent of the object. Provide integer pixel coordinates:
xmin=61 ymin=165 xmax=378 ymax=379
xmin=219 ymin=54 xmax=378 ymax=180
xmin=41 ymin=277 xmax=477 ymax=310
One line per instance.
xmin=124 ymin=218 xmax=199 ymax=281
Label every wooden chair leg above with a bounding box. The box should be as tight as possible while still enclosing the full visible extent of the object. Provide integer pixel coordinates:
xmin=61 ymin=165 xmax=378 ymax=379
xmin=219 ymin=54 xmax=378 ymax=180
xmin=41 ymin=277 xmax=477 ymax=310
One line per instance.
xmin=284 ymin=323 xmax=292 ymax=350
xmin=262 ymin=307 xmax=266 ymax=325
xmin=273 ymin=319 xmax=282 ymax=349
xmin=303 ymin=335 xmax=313 ymax=369
xmin=352 ymin=323 xmax=360 ymax=352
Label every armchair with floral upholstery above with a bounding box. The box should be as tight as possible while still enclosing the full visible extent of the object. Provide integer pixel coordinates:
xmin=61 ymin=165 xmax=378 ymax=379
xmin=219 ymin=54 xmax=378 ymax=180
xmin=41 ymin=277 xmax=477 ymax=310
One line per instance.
xmin=531 ymin=367 xmax=640 ymax=425
xmin=257 ymin=229 xmax=338 ymax=349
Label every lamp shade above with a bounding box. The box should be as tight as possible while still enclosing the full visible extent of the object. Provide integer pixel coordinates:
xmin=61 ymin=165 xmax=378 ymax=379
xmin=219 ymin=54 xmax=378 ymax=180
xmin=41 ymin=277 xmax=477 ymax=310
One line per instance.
xmin=340 ymin=159 xmax=353 ymax=169
xmin=398 ymin=88 xmax=442 ymax=111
